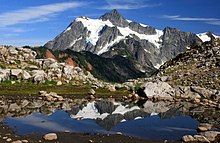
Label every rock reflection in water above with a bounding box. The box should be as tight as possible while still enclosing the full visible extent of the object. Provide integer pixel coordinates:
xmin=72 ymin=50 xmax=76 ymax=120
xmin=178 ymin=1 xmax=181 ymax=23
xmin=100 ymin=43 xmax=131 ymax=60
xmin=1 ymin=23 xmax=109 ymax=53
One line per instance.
xmin=0 ymin=97 xmax=220 ymax=140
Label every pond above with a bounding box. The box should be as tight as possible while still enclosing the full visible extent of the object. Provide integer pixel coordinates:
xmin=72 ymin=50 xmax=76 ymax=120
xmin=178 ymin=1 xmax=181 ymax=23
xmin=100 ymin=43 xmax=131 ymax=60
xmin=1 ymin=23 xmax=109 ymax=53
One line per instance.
xmin=1 ymin=99 xmax=220 ymax=141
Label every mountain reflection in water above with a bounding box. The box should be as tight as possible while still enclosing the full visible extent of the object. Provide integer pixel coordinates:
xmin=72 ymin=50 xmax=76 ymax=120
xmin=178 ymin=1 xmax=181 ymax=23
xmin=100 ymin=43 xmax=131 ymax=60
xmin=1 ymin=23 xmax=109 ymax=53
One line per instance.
xmin=2 ymin=99 xmax=219 ymax=140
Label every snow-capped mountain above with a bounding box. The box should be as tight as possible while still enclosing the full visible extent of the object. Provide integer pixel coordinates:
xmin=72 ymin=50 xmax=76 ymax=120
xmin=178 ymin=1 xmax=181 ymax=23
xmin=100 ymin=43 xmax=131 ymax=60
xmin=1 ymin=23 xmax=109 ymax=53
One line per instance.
xmin=45 ymin=9 xmax=218 ymax=78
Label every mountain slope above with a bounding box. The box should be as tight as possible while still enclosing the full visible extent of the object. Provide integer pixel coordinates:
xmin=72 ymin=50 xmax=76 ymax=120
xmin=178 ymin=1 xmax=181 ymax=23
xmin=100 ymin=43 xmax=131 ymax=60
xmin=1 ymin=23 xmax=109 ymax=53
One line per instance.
xmin=45 ymin=9 xmax=218 ymax=81
xmin=32 ymin=47 xmax=146 ymax=82
xmin=157 ymin=38 xmax=220 ymax=90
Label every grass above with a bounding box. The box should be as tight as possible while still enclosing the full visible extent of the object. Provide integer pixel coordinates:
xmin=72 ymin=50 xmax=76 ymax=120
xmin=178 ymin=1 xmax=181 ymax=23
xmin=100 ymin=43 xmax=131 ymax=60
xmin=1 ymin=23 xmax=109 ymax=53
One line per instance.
xmin=0 ymin=82 xmax=129 ymax=97
xmin=0 ymin=62 xmax=6 ymax=69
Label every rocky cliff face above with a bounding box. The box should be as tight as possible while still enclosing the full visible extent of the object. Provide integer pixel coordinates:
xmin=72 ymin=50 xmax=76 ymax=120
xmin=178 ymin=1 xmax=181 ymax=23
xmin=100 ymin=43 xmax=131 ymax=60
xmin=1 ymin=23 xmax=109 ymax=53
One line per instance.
xmin=161 ymin=27 xmax=202 ymax=61
xmin=45 ymin=9 xmax=218 ymax=81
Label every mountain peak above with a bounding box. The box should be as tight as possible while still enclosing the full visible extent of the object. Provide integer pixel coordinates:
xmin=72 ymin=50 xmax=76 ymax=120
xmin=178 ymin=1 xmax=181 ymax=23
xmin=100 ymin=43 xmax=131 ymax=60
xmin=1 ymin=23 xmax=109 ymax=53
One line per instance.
xmin=100 ymin=9 xmax=129 ymax=27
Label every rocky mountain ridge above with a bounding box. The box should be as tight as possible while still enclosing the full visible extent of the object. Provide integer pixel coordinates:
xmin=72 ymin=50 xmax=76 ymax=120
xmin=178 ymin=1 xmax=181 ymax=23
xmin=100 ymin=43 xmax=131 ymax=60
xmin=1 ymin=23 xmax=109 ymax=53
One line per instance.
xmin=45 ymin=10 xmax=206 ymax=75
xmin=45 ymin=10 xmax=219 ymax=81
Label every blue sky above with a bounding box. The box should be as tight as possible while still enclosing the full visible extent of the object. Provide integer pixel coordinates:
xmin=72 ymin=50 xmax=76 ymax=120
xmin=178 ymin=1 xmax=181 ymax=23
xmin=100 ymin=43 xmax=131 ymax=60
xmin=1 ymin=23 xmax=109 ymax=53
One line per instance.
xmin=0 ymin=0 xmax=220 ymax=46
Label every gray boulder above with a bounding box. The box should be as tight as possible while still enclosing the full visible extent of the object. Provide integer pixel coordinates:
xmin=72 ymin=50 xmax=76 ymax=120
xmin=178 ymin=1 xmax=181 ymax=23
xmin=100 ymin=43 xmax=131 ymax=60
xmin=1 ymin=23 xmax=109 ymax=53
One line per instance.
xmin=11 ymin=69 xmax=23 ymax=79
xmin=141 ymin=81 xmax=174 ymax=100
xmin=31 ymin=70 xmax=46 ymax=83
xmin=0 ymin=69 xmax=10 ymax=81
xmin=8 ymin=47 xmax=18 ymax=55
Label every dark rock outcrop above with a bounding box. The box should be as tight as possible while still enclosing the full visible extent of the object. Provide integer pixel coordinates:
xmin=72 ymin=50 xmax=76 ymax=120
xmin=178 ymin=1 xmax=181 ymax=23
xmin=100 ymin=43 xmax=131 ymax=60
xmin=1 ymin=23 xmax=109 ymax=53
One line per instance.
xmin=45 ymin=21 xmax=87 ymax=51
xmin=161 ymin=27 xmax=202 ymax=60
xmin=129 ymin=22 xmax=156 ymax=35
xmin=99 ymin=9 xmax=129 ymax=27
xmin=94 ymin=25 xmax=122 ymax=54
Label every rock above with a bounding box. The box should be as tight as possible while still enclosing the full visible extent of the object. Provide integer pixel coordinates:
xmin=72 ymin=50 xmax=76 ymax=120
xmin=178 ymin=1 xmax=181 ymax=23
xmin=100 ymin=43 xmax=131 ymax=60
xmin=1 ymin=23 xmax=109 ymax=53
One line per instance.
xmin=9 ymin=103 xmax=21 ymax=112
xmin=46 ymin=96 xmax=54 ymax=101
xmin=11 ymin=69 xmax=23 ymax=77
xmin=88 ymin=140 xmax=94 ymax=143
xmin=6 ymin=138 xmax=12 ymax=142
xmin=57 ymin=96 xmax=64 ymax=101
xmin=12 ymin=140 xmax=22 ymax=143
xmin=49 ymin=92 xmax=58 ymax=97
xmin=123 ymin=96 xmax=128 ymax=100
xmin=194 ymin=98 xmax=200 ymax=103
xmin=29 ymin=65 xmax=38 ymax=69
xmin=0 ymin=69 xmax=10 ymax=81
xmin=8 ymin=47 xmax=18 ymax=55
xmin=182 ymin=135 xmax=195 ymax=142
xmin=89 ymin=95 xmax=95 ymax=99
xmin=190 ymin=86 xmax=214 ymax=98
xmin=21 ymin=100 xmax=30 ymax=108
xmin=116 ymin=132 xmax=123 ymax=135
xmin=21 ymin=140 xmax=29 ymax=143
xmin=141 ymin=81 xmax=174 ymax=100
xmin=194 ymin=135 xmax=210 ymax=143
xmin=39 ymin=91 xmax=47 ymax=95
xmin=198 ymin=127 xmax=209 ymax=132
xmin=198 ymin=123 xmax=212 ymax=132
xmin=42 ymin=58 xmax=56 ymax=69
xmin=56 ymin=81 xmax=62 ymax=86
xmin=160 ymin=76 xmax=168 ymax=82
xmin=88 ymin=89 xmax=96 ymax=95
xmin=201 ymin=131 xmax=220 ymax=142
xmin=22 ymin=70 xmax=31 ymax=80
xmin=108 ymin=86 xmax=116 ymax=92
xmin=128 ymin=94 xmax=133 ymax=98
xmin=43 ymin=133 xmax=57 ymax=141
xmin=11 ymin=81 xmax=16 ymax=84
xmin=3 ymin=137 xmax=8 ymax=140
xmin=31 ymin=70 xmax=45 ymax=83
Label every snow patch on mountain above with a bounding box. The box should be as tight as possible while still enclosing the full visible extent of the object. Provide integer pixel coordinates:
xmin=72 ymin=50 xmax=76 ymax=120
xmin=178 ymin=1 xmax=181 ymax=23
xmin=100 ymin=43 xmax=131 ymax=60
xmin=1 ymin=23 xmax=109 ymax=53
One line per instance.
xmin=69 ymin=37 xmax=82 ymax=47
xmin=76 ymin=16 xmax=163 ymax=54
xmin=76 ymin=17 xmax=114 ymax=45
xmin=212 ymin=33 xmax=220 ymax=39
xmin=64 ymin=27 xmax=71 ymax=33
xmin=118 ymin=27 xmax=163 ymax=49
xmin=97 ymin=36 xmax=124 ymax=55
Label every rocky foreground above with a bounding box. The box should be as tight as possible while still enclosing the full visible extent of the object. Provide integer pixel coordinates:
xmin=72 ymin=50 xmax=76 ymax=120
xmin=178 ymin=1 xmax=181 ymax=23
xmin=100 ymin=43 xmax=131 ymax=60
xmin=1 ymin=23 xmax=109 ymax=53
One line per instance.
xmin=0 ymin=39 xmax=220 ymax=142
xmin=0 ymin=45 xmax=136 ymax=91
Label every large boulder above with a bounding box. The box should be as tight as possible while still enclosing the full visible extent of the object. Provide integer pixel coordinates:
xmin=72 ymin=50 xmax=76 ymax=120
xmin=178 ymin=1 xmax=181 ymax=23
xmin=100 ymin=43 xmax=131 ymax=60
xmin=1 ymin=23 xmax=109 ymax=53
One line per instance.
xmin=0 ymin=69 xmax=10 ymax=81
xmin=0 ymin=46 xmax=9 ymax=57
xmin=140 ymin=81 xmax=174 ymax=101
xmin=42 ymin=58 xmax=57 ymax=69
xmin=43 ymin=133 xmax=57 ymax=141
xmin=31 ymin=70 xmax=46 ymax=83
xmin=201 ymin=131 xmax=220 ymax=142
xmin=8 ymin=47 xmax=18 ymax=55
xmin=22 ymin=70 xmax=31 ymax=80
xmin=11 ymin=69 xmax=23 ymax=79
